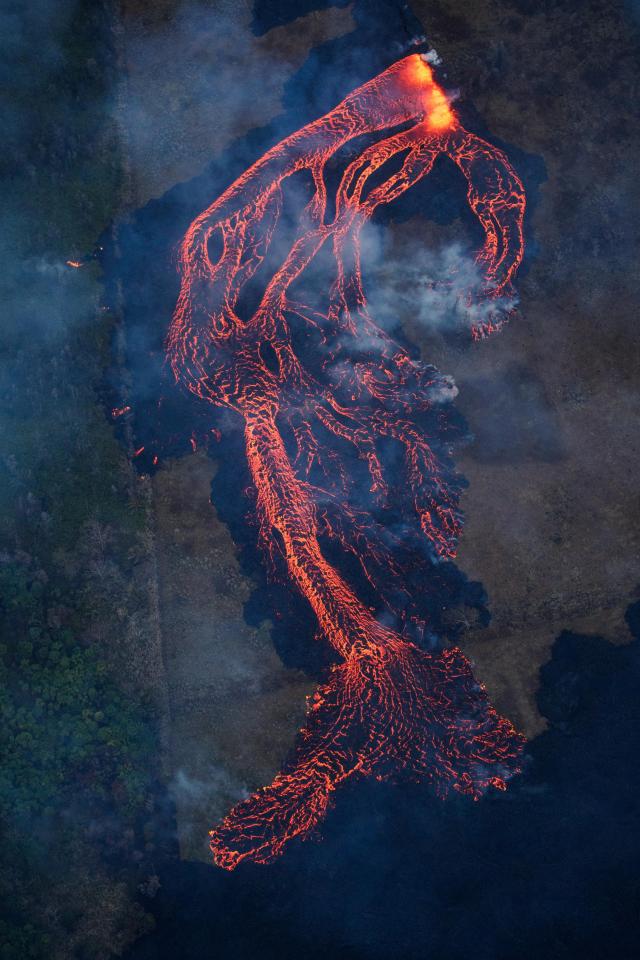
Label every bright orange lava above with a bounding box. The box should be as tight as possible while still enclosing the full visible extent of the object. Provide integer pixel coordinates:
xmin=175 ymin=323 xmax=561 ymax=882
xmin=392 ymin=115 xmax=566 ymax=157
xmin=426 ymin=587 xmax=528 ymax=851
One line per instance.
xmin=405 ymin=56 xmax=454 ymax=129
xmin=167 ymin=54 xmax=526 ymax=869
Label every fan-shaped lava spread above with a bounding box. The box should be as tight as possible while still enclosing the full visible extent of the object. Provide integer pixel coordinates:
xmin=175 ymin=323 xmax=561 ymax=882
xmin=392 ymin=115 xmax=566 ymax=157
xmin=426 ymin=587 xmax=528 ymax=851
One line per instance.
xmin=167 ymin=54 xmax=527 ymax=869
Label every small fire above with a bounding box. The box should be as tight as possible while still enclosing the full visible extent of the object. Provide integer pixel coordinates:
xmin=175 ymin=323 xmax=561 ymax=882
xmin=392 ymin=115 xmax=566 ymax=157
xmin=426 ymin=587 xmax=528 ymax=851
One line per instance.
xmin=111 ymin=405 xmax=131 ymax=419
xmin=66 ymin=260 xmax=83 ymax=269
xmin=167 ymin=54 xmax=526 ymax=869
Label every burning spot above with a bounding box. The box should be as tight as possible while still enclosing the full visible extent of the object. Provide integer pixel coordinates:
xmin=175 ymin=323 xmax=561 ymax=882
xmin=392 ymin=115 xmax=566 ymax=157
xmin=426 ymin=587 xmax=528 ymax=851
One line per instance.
xmin=112 ymin=405 xmax=131 ymax=419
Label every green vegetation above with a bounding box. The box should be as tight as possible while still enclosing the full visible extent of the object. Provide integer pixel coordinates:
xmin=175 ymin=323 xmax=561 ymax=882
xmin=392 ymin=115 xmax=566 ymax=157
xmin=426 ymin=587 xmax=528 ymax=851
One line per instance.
xmin=0 ymin=563 xmax=154 ymax=823
xmin=0 ymin=558 xmax=157 ymax=960
xmin=1 ymin=2 xmax=163 ymax=957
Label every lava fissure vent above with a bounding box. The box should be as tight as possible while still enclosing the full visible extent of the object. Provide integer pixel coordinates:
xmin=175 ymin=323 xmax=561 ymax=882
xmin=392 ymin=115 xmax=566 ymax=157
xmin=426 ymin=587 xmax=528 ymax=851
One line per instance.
xmin=167 ymin=54 xmax=527 ymax=869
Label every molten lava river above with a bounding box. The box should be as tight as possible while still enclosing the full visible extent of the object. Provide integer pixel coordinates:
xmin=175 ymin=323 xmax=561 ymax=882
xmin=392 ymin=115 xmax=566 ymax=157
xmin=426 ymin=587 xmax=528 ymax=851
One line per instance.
xmin=167 ymin=54 xmax=527 ymax=870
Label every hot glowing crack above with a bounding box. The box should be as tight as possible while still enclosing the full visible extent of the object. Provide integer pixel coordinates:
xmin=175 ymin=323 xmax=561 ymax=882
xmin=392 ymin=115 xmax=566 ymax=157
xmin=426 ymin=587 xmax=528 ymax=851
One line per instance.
xmin=167 ymin=55 xmax=527 ymax=869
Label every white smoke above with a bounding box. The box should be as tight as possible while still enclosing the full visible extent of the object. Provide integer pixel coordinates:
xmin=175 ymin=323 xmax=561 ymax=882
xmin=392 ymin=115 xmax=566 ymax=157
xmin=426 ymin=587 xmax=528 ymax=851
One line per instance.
xmin=369 ymin=237 xmax=518 ymax=334
xmin=170 ymin=765 xmax=249 ymax=807
xmin=421 ymin=49 xmax=443 ymax=67
xmin=426 ymin=374 xmax=459 ymax=403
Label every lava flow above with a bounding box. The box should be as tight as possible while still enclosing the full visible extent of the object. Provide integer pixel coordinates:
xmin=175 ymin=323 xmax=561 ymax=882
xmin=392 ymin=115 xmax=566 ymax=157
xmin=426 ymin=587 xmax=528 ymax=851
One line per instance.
xmin=167 ymin=54 xmax=527 ymax=869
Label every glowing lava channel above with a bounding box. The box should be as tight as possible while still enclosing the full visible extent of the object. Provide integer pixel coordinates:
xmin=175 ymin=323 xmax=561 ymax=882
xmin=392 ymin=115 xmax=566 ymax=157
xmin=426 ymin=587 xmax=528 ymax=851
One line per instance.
xmin=167 ymin=55 xmax=527 ymax=869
